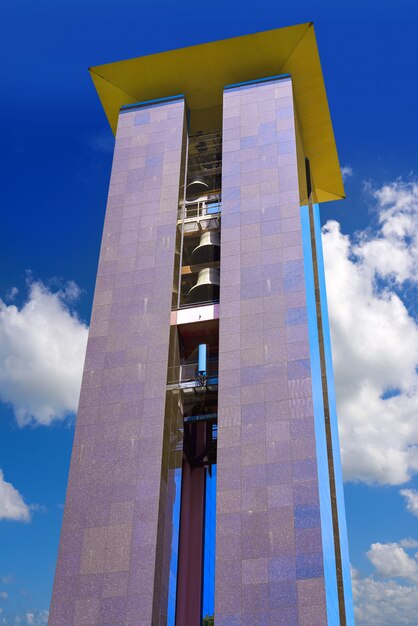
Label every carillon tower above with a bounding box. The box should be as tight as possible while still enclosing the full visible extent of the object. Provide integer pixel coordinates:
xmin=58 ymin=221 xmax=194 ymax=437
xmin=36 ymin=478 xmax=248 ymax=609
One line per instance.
xmin=49 ymin=23 xmax=354 ymax=626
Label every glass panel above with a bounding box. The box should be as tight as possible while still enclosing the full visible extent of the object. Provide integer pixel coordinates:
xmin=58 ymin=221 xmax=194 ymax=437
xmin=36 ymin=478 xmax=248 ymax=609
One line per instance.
xmin=202 ymin=465 xmax=217 ymax=623
xmin=167 ymin=467 xmax=182 ymax=626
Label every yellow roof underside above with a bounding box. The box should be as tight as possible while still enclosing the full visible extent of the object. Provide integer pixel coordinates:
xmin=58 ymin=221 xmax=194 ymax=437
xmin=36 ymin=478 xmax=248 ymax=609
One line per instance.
xmin=90 ymin=23 xmax=344 ymax=203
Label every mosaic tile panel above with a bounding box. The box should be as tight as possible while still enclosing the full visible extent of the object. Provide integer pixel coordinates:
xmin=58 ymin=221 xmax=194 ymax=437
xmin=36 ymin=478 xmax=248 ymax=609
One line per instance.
xmin=49 ymin=97 xmax=185 ymax=626
xmin=215 ymin=77 xmax=327 ymax=625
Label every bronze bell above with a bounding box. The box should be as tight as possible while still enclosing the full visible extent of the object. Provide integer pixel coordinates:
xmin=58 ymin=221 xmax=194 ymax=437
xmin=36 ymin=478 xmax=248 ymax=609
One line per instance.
xmin=186 ymin=178 xmax=209 ymax=197
xmin=190 ymin=231 xmax=220 ymax=266
xmin=188 ymin=268 xmax=220 ymax=304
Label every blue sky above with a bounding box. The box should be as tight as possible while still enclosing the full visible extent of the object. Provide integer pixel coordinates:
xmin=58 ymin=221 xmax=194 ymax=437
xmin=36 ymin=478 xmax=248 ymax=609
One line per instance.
xmin=1 ymin=1 xmax=418 ymax=624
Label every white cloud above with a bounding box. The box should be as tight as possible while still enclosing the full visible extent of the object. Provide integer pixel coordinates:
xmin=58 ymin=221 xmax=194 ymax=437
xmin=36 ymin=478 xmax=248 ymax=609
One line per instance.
xmin=24 ymin=611 xmax=48 ymax=625
xmin=0 ymin=280 xmax=88 ymax=426
xmin=354 ymin=540 xmax=418 ymax=625
xmin=322 ymin=178 xmax=418 ymax=485
xmin=3 ymin=611 xmax=49 ymax=626
xmin=28 ymin=504 xmax=47 ymax=515
xmin=366 ymin=542 xmax=418 ymax=581
xmin=401 ymin=489 xmax=418 ymax=516
xmin=5 ymin=288 xmax=18 ymax=302
xmin=341 ymin=165 xmax=353 ymax=181
xmin=0 ymin=593 xmax=7 ymax=600
xmin=353 ymin=570 xmax=418 ymax=625
xmin=400 ymin=538 xmax=418 ymax=549
xmin=0 ymin=470 xmax=30 ymax=522
xmin=358 ymin=179 xmax=418 ymax=284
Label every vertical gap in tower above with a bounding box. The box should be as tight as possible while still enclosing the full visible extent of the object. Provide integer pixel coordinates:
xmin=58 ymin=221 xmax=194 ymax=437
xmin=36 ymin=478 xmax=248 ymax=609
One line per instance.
xmin=166 ymin=126 xmax=222 ymax=626
xmin=305 ymin=158 xmax=347 ymax=625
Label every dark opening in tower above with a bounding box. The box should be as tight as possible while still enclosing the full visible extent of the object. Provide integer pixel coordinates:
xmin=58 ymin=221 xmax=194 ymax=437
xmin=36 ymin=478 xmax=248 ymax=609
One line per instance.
xmin=164 ymin=320 xmax=219 ymax=626
xmin=172 ymin=131 xmax=222 ymax=310
xmin=163 ymin=125 xmax=221 ymax=626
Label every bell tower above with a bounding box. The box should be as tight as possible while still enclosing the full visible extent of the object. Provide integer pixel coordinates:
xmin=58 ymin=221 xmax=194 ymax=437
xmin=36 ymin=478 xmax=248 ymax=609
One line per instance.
xmin=49 ymin=23 xmax=354 ymax=626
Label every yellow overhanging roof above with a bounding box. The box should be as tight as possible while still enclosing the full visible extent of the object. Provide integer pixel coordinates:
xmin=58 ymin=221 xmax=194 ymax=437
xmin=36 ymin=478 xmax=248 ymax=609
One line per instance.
xmin=89 ymin=22 xmax=344 ymax=203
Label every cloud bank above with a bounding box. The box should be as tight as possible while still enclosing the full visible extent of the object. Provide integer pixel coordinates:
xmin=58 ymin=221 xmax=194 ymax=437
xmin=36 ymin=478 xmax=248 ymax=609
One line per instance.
xmin=0 ymin=281 xmax=88 ymax=427
xmin=354 ymin=540 xmax=418 ymax=625
xmin=322 ymin=179 xmax=418 ymax=485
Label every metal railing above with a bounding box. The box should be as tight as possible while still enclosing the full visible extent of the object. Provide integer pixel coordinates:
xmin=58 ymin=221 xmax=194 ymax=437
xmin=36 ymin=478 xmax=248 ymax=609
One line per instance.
xmin=167 ymin=360 xmax=219 ymax=386
xmin=177 ymin=193 xmax=221 ymax=224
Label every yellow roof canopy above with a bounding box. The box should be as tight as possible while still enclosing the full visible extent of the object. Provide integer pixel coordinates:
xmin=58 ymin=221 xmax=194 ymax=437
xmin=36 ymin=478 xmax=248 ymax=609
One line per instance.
xmin=90 ymin=23 xmax=344 ymax=203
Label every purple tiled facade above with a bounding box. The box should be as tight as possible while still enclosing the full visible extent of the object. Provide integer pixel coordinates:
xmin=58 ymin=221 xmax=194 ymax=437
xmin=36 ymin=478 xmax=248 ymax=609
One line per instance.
xmin=49 ymin=97 xmax=185 ymax=626
xmin=215 ymin=78 xmax=327 ymax=626
xmin=50 ymin=65 xmax=351 ymax=623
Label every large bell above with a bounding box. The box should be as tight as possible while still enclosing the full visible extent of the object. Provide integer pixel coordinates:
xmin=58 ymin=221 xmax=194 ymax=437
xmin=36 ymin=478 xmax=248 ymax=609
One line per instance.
xmin=186 ymin=178 xmax=209 ymax=197
xmin=188 ymin=268 xmax=220 ymax=304
xmin=190 ymin=231 xmax=220 ymax=266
